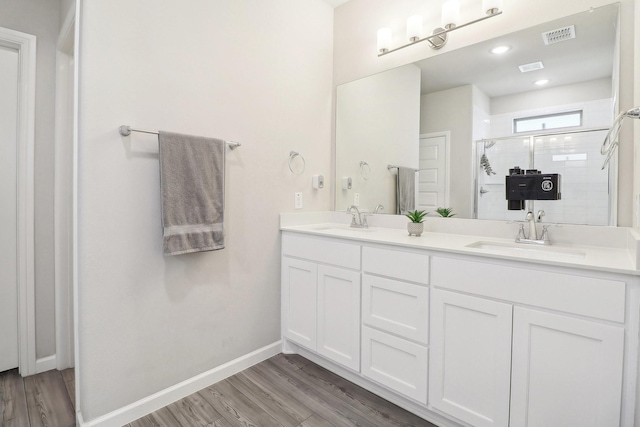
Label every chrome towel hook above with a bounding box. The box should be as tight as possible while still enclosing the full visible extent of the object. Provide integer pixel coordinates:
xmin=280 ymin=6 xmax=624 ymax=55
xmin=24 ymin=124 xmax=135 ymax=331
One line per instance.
xmin=289 ymin=151 xmax=306 ymax=175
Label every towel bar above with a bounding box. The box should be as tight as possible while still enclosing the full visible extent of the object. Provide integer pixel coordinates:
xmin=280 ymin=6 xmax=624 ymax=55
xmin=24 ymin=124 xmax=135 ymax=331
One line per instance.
xmin=387 ymin=164 xmax=419 ymax=172
xmin=119 ymin=125 xmax=241 ymax=150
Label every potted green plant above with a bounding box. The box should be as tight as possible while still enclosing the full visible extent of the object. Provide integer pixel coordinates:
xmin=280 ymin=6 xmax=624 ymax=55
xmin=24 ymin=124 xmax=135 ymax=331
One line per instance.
xmin=435 ymin=207 xmax=456 ymax=218
xmin=405 ymin=210 xmax=427 ymax=236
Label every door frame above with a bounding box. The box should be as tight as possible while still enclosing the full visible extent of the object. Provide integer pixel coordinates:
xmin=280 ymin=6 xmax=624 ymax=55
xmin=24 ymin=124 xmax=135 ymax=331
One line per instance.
xmin=0 ymin=26 xmax=37 ymax=376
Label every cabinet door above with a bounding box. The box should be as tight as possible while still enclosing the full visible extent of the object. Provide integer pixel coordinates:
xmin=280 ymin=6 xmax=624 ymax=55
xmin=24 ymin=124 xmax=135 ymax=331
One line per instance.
xmin=361 ymin=326 xmax=428 ymax=403
xmin=282 ymin=257 xmax=317 ymax=350
xmin=429 ymin=289 xmax=512 ymax=427
xmin=510 ymin=307 xmax=624 ymax=427
xmin=317 ymin=265 xmax=361 ymax=371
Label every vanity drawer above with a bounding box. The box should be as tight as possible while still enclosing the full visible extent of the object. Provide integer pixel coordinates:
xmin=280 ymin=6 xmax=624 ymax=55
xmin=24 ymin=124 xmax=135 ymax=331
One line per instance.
xmin=362 ymin=274 xmax=429 ymax=344
xmin=282 ymin=233 xmax=360 ymax=270
xmin=361 ymin=326 xmax=428 ymax=404
xmin=362 ymin=246 xmax=429 ymax=284
xmin=431 ymin=257 xmax=625 ymax=323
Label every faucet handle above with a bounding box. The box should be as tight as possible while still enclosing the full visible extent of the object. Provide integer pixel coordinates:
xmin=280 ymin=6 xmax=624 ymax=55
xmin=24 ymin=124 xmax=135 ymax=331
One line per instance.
xmin=362 ymin=213 xmax=373 ymax=228
xmin=537 ymin=210 xmax=546 ymax=222
xmin=539 ymin=224 xmax=561 ymax=244
xmin=515 ymin=224 xmax=526 ymax=241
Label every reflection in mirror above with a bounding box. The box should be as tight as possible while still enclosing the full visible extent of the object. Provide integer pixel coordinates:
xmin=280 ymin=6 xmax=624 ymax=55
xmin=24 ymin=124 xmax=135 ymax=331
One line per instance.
xmin=335 ymin=3 xmax=619 ymax=225
xmin=475 ymin=128 xmax=610 ymax=225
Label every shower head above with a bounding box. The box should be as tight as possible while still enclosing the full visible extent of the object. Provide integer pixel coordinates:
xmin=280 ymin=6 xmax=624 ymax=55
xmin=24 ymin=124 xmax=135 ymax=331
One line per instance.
xmin=483 ymin=140 xmax=496 ymax=149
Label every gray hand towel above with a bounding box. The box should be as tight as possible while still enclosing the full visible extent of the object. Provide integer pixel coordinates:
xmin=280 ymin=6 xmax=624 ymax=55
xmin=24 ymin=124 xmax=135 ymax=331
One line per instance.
xmin=396 ymin=166 xmax=416 ymax=215
xmin=159 ymin=131 xmax=225 ymax=255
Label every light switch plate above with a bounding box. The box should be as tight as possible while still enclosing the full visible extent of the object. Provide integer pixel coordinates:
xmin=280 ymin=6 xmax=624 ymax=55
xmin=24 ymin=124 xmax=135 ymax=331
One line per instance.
xmin=295 ymin=192 xmax=303 ymax=209
xmin=354 ymin=193 xmax=360 ymax=206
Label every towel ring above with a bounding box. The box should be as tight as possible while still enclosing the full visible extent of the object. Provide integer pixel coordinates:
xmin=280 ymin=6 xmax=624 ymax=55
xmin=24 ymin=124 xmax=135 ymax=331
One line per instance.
xmin=289 ymin=151 xmax=306 ymax=175
xmin=359 ymin=161 xmax=371 ymax=180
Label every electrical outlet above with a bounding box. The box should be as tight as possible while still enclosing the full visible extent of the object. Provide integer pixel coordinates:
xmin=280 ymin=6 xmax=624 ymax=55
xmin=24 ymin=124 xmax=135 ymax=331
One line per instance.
xmin=295 ymin=192 xmax=303 ymax=209
xmin=354 ymin=192 xmax=360 ymax=206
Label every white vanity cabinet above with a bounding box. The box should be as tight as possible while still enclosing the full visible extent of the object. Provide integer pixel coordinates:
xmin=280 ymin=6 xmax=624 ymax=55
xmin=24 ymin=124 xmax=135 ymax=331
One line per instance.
xmin=281 ymin=233 xmax=361 ymax=371
xmin=430 ymin=256 xmax=626 ymax=427
xmin=429 ymin=289 xmax=513 ymax=427
xmin=360 ymin=246 xmax=430 ymax=404
xmin=281 ymin=257 xmax=318 ymax=350
xmin=281 ymin=227 xmax=636 ymax=427
xmin=510 ymin=307 xmax=624 ymax=427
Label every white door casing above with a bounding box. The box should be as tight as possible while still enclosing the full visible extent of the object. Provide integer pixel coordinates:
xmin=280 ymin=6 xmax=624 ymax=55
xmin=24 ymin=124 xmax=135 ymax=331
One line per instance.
xmin=0 ymin=44 xmax=20 ymax=373
xmin=0 ymin=26 xmax=36 ymax=376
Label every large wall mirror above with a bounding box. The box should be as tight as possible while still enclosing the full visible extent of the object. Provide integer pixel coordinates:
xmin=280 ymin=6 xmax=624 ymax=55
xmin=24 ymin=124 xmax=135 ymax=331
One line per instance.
xmin=335 ymin=3 xmax=619 ymax=226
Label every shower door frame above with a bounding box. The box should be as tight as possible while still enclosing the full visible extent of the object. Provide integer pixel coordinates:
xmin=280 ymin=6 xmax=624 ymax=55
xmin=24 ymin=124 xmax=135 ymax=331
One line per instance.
xmin=473 ymin=127 xmax=616 ymax=225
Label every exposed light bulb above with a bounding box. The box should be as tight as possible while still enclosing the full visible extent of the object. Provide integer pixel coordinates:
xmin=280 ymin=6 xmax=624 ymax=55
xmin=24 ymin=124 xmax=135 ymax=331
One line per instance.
xmin=377 ymin=27 xmax=392 ymax=53
xmin=441 ymin=0 xmax=460 ymax=29
xmin=407 ymin=15 xmax=423 ymax=42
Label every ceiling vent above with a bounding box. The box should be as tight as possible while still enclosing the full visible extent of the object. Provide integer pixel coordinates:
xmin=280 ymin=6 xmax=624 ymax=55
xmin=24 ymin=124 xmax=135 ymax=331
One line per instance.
xmin=519 ymin=61 xmax=544 ymax=73
xmin=542 ymin=25 xmax=576 ymax=45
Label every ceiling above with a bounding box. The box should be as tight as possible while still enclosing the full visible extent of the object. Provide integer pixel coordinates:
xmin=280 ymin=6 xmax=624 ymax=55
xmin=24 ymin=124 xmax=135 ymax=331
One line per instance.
xmin=415 ymin=5 xmax=617 ymax=98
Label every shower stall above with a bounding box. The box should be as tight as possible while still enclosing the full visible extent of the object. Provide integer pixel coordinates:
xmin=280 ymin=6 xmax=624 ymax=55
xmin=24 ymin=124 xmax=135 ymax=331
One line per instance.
xmin=474 ymin=128 xmax=614 ymax=226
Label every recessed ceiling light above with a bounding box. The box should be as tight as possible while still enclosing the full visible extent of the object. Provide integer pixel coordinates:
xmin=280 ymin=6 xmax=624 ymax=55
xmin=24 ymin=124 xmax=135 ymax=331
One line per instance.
xmin=534 ymin=79 xmax=549 ymax=86
xmin=490 ymin=45 xmax=510 ymax=54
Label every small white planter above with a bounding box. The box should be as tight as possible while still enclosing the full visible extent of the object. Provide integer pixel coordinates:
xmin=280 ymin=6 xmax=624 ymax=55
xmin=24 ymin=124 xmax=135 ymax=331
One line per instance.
xmin=407 ymin=222 xmax=424 ymax=237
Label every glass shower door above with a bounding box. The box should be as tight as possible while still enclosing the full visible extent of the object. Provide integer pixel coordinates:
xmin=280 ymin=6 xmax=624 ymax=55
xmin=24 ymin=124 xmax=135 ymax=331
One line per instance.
xmin=475 ymin=137 xmax=531 ymax=221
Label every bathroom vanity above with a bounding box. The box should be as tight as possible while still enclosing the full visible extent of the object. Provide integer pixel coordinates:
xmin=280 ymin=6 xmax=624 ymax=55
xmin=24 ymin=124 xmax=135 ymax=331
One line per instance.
xmin=280 ymin=213 xmax=640 ymax=427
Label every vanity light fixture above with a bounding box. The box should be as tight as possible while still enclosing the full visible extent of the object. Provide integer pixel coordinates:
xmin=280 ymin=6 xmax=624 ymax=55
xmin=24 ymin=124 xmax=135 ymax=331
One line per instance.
xmin=490 ymin=45 xmax=510 ymax=54
xmin=377 ymin=27 xmax=392 ymax=53
xmin=441 ymin=0 xmax=461 ymax=30
xmin=377 ymin=0 xmax=503 ymax=56
xmin=407 ymin=15 xmax=423 ymax=42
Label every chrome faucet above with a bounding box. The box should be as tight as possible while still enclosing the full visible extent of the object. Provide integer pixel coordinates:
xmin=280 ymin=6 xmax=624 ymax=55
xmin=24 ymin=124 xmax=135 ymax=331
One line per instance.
xmin=374 ymin=204 xmax=384 ymax=214
xmin=515 ymin=209 xmax=550 ymax=245
xmin=347 ymin=205 xmax=365 ymax=228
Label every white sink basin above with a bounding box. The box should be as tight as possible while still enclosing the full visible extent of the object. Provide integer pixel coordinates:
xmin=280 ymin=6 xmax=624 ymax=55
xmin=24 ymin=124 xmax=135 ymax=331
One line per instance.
xmin=466 ymin=241 xmax=586 ymax=261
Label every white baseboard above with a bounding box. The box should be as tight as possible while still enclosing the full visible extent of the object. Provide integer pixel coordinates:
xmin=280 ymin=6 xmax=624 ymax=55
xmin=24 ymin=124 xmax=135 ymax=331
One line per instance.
xmin=36 ymin=355 xmax=57 ymax=374
xmin=78 ymin=341 xmax=281 ymax=427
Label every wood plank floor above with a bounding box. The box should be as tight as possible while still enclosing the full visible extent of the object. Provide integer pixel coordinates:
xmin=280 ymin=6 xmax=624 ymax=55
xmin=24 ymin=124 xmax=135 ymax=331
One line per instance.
xmin=1 ymin=354 xmax=437 ymax=427
xmin=129 ymin=354 xmax=437 ymax=427
xmin=0 ymin=367 xmax=75 ymax=427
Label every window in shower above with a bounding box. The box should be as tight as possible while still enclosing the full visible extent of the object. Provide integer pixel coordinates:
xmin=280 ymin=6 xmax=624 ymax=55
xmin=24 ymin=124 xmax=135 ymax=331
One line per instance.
xmin=513 ymin=110 xmax=582 ymax=133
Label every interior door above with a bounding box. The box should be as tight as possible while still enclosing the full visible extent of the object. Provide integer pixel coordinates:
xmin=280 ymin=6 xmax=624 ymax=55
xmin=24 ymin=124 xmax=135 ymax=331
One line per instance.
xmin=418 ymin=134 xmax=447 ymax=211
xmin=0 ymin=44 xmax=20 ymax=372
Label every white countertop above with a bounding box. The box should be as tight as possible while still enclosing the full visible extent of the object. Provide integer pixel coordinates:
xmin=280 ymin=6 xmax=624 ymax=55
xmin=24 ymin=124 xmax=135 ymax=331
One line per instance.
xmin=281 ymin=221 xmax=639 ymax=275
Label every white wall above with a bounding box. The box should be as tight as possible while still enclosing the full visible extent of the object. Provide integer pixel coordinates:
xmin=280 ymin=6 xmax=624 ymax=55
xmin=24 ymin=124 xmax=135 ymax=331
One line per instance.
xmin=77 ymin=0 xmax=333 ymax=421
xmin=491 ymin=78 xmax=613 ymax=116
xmin=0 ymin=0 xmax=61 ymax=360
xmin=334 ymin=0 xmax=636 ymax=226
xmin=420 ymin=86 xmax=473 ymax=217
xmin=336 ymin=64 xmax=420 ymax=213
